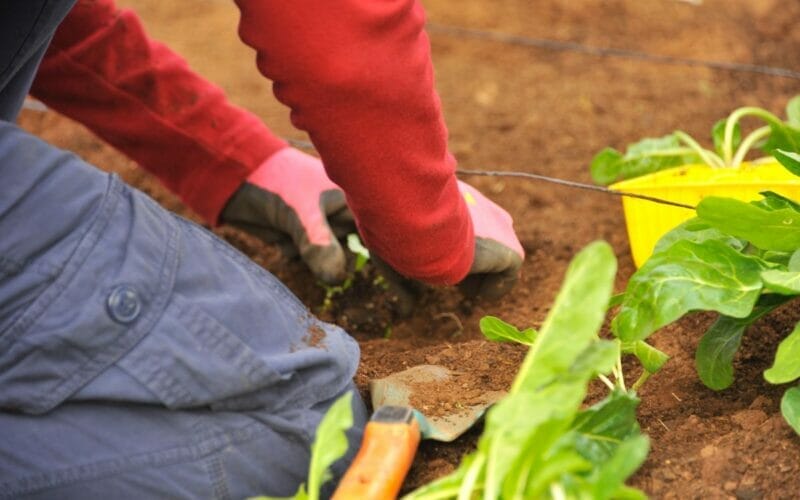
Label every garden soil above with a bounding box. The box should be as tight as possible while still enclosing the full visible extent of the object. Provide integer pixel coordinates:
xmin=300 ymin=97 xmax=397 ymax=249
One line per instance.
xmin=17 ymin=0 xmax=800 ymax=498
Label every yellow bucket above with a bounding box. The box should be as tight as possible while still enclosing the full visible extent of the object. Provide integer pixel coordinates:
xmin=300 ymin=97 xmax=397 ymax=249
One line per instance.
xmin=610 ymin=160 xmax=800 ymax=268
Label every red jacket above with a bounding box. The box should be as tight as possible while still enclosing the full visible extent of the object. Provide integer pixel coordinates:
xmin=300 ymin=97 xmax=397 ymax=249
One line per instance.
xmin=31 ymin=0 xmax=473 ymax=285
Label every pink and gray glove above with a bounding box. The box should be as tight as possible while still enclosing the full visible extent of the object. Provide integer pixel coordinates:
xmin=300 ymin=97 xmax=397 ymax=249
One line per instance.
xmin=374 ymin=179 xmax=524 ymax=314
xmin=221 ymin=148 xmax=354 ymax=284
xmin=457 ymin=180 xmax=525 ymax=298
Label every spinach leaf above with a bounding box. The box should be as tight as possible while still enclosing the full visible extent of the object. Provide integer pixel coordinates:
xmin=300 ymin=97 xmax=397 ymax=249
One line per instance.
xmin=781 ymin=386 xmax=800 ymax=435
xmin=760 ymin=121 xmax=800 ymax=156
xmin=761 ymin=269 xmax=800 ymax=294
xmin=511 ymin=241 xmax=617 ymax=393
xmin=653 ymin=217 xmax=745 ymax=254
xmin=613 ymin=239 xmax=768 ymax=341
xmin=620 ymin=340 xmax=670 ymax=374
xmin=764 ymin=321 xmax=800 ymax=384
xmin=590 ymin=134 xmax=700 ymax=186
xmin=568 ymin=391 xmax=641 ymax=464
xmin=697 ymin=196 xmax=800 ymax=252
xmin=307 ymin=392 xmax=353 ymax=500
xmin=775 ymin=149 xmax=800 ymax=177
xmin=480 ymin=315 xmax=537 ymax=345
xmin=787 ymin=96 xmax=800 ymax=128
xmin=696 ymin=294 xmax=791 ymax=390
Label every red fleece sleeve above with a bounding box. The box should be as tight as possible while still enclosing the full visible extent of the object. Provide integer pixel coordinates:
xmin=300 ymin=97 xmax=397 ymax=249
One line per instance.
xmin=30 ymin=0 xmax=287 ymax=224
xmin=234 ymin=0 xmax=474 ymax=285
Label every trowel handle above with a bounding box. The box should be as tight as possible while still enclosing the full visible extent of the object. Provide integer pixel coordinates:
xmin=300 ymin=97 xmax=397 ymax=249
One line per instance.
xmin=332 ymin=406 xmax=421 ymax=500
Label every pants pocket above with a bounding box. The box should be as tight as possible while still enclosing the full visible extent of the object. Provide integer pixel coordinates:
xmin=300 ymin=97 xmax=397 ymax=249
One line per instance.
xmin=117 ymin=292 xmax=289 ymax=411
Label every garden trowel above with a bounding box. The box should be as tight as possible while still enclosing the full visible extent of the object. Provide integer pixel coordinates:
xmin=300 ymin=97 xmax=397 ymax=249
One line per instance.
xmin=332 ymin=364 xmax=506 ymax=499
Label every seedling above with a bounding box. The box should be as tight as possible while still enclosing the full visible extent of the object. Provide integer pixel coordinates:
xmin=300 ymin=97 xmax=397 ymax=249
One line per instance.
xmin=319 ymin=233 xmax=372 ymax=312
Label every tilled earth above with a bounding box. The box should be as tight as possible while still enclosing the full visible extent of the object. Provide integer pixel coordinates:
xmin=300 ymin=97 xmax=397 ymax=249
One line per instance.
xmin=18 ymin=0 xmax=800 ymax=497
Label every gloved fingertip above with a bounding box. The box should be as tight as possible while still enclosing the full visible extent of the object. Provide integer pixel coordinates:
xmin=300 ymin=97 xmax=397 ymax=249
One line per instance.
xmin=303 ymin=242 xmax=348 ymax=285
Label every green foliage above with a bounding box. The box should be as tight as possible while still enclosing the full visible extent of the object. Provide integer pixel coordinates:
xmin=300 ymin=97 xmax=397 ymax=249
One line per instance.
xmin=591 ymin=95 xmax=800 ymax=183
xmin=781 ymin=387 xmax=800 ymax=434
xmin=479 ymin=315 xmax=537 ymax=345
xmin=612 ymin=239 xmax=768 ymax=342
xmin=696 ymin=196 xmax=800 ymax=252
xmin=406 ymin=242 xmax=649 ymax=500
xmin=765 ymin=322 xmax=800 ymax=384
xmin=695 ymin=295 xmax=789 ymax=390
xmin=612 ymin=190 xmax=800 ymax=434
xmin=590 ymin=134 xmax=700 ymax=185
xmin=252 ymin=392 xmax=354 ymax=500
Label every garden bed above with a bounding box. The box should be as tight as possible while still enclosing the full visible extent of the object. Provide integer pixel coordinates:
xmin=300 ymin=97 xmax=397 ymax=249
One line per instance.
xmin=20 ymin=0 xmax=800 ymax=497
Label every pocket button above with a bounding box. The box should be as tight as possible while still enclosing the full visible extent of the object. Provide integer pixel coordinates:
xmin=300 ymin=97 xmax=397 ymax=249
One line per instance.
xmin=107 ymin=285 xmax=142 ymax=324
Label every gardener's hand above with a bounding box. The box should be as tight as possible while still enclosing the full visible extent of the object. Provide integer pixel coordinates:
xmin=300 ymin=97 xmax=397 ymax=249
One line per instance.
xmin=221 ymin=148 xmax=354 ymax=284
xmin=375 ymin=180 xmax=524 ymax=315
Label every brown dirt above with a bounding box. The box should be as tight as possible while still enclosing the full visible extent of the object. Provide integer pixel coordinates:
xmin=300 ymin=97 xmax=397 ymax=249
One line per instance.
xmin=18 ymin=0 xmax=800 ymax=497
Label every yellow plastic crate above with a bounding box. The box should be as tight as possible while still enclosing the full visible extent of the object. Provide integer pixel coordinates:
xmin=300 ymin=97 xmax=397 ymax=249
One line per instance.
xmin=610 ymin=160 xmax=800 ymax=268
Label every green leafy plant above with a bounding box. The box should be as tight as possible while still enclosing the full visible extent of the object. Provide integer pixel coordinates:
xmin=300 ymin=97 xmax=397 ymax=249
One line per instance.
xmin=611 ymin=151 xmax=800 ymax=434
xmin=405 ymin=241 xmax=652 ymax=499
xmin=251 ymin=392 xmax=354 ymax=500
xmin=591 ymin=96 xmax=800 ymax=185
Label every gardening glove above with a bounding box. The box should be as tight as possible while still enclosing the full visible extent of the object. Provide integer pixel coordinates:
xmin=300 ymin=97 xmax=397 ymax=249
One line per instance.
xmin=374 ymin=180 xmax=524 ymax=315
xmin=221 ymin=147 xmax=354 ymax=284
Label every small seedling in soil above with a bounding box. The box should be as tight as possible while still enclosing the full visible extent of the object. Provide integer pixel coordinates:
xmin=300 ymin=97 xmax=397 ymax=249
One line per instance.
xmin=317 ymin=233 xmax=394 ymax=337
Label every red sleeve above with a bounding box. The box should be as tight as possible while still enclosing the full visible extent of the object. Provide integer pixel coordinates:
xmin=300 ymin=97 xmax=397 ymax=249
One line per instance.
xmin=30 ymin=0 xmax=287 ymax=224
xmin=234 ymin=0 xmax=474 ymax=285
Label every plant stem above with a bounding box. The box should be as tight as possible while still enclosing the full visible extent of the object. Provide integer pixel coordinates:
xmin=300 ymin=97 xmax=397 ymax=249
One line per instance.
xmin=674 ymin=131 xmax=725 ymax=168
xmin=616 ymin=356 xmax=626 ymax=391
xmin=457 ymin=454 xmax=485 ymax=500
xmin=723 ymin=107 xmax=782 ymax=165
xmin=731 ymin=125 xmax=771 ymax=167
xmin=631 ymin=371 xmax=652 ymax=392
xmin=598 ymin=374 xmax=616 ymax=392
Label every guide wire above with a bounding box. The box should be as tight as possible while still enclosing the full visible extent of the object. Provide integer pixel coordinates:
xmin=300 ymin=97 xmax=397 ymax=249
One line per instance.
xmin=455 ymin=169 xmax=696 ymax=210
xmin=287 ymin=138 xmax=695 ymax=210
xmin=425 ymin=22 xmax=800 ymax=81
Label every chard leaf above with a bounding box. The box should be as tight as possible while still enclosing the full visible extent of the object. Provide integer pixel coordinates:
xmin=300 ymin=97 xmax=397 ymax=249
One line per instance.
xmin=781 ymin=387 xmax=800 ymax=435
xmin=764 ymin=321 xmax=800 ymax=384
xmin=590 ymin=134 xmax=700 ymax=186
xmin=569 ymin=340 xmax=620 ymax=379
xmin=590 ymin=147 xmax=625 ymax=185
xmin=613 ymin=239 xmax=767 ymax=341
xmin=753 ymin=191 xmax=800 ymax=212
xmin=479 ymin=316 xmax=537 ymax=345
xmin=697 ymin=196 xmax=800 ymax=252
xmin=608 ymin=292 xmax=626 ymax=310
xmin=620 ymin=340 xmax=670 ymax=374
xmin=653 ymin=217 xmax=745 ymax=254
xmin=787 ymin=96 xmax=800 ymax=127
xmin=775 ymin=149 xmax=800 ymax=177
xmin=761 ymin=121 xmax=800 ymax=157
xmin=307 ymin=392 xmax=353 ymax=500
xmin=790 ymin=250 xmax=800 ymax=271
xmin=568 ymin=391 xmax=641 ymax=465
xmin=592 ymin=434 xmax=650 ymax=500
xmin=761 ymin=269 xmax=800 ymax=294
xmin=512 ymin=241 xmax=617 ymax=392
xmin=713 ymin=119 xmax=741 ymax=158
xmin=696 ymin=294 xmax=790 ymax=390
